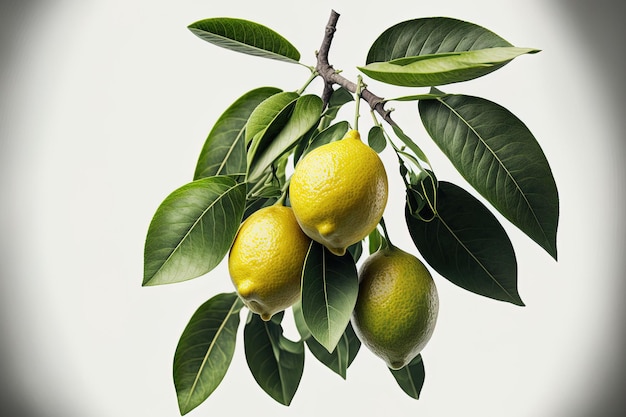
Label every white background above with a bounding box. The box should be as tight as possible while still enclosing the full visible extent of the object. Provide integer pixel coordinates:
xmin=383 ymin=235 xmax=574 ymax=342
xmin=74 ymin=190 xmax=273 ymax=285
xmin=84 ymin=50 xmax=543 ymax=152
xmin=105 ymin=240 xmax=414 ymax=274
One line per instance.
xmin=1 ymin=1 xmax=625 ymax=416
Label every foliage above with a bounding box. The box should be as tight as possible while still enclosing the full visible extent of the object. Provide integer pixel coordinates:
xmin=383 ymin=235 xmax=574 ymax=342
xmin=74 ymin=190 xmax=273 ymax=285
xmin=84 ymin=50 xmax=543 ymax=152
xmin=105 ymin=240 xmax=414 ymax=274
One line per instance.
xmin=143 ymin=10 xmax=558 ymax=414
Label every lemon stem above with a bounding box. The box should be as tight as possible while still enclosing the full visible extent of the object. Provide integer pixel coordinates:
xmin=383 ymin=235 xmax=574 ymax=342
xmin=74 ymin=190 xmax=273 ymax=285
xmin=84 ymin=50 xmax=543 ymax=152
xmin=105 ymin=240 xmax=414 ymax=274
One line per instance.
xmin=297 ymin=68 xmax=319 ymax=95
xmin=354 ymin=75 xmax=363 ymax=130
xmin=275 ymin=177 xmax=292 ymax=206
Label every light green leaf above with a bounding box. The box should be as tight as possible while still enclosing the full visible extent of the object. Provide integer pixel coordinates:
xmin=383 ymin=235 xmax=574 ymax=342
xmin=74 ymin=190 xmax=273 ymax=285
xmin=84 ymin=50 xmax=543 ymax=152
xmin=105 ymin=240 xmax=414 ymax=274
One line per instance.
xmin=366 ymin=17 xmax=513 ymax=63
xmin=299 ymin=120 xmax=350 ymax=161
xmin=358 ymin=47 xmax=539 ymax=87
xmin=248 ymin=94 xmax=323 ymax=181
xmin=194 ymin=87 xmax=281 ymax=180
xmin=301 ymin=241 xmax=359 ymax=353
xmin=419 ymin=93 xmax=559 ymax=259
xmin=386 ymin=92 xmax=450 ymax=102
xmin=244 ymin=312 xmax=305 ymax=406
xmin=245 ymin=91 xmax=299 ymax=144
xmin=391 ymin=124 xmax=431 ymax=166
xmin=188 ymin=18 xmax=300 ymax=64
xmin=173 ymin=293 xmax=244 ymax=415
xmin=143 ymin=176 xmax=246 ymax=285
xmin=389 ymin=354 xmax=425 ymax=400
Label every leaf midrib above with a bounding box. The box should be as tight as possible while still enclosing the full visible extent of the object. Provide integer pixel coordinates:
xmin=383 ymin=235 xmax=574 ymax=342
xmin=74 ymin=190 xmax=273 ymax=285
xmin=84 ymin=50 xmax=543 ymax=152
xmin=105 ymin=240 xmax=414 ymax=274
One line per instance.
xmin=182 ymin=297 xmax=240 ymax=412
xmin=435 ymin=210 xmax=516 ymax=302
xmin=436 ymin=97 xmax=550 ymax=250
xmin=148 ymin=180 xmax=241 ymax=284
xmin=190 ymin=29 xmax=299 ymax=63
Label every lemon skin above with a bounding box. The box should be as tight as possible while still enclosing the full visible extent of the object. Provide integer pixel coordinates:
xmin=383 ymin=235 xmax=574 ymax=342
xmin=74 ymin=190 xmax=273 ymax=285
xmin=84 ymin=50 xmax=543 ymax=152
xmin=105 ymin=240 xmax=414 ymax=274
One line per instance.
xmin=352 ymin=247 xmax=439 ymax=370
xmin=289 ymin=130 xmax=388 ymax=256
xmin=228 ymin=205 xmax=311 ymax=321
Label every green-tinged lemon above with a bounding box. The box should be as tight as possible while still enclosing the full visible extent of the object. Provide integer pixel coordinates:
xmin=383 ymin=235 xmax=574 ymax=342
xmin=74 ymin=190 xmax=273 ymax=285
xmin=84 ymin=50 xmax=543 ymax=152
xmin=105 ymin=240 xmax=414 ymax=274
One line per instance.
xmin=352 ymin=247 xmax=439 ymax=370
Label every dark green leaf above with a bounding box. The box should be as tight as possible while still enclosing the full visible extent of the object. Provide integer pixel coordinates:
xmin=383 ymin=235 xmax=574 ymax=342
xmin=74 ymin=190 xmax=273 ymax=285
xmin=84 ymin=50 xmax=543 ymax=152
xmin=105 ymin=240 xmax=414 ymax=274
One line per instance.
xmin=359 ymin=47 xmax=539 ymax=87
xmin=347 ymin=240 xmax=363 ymax=263
xmin=320 ymin=87 xmax=355 ymax=129
xmin=367 ymin=126 xmax=387 ymax=153
xmin=301 ymin=241 xmax=359 ymax=352
xmin=143 ymin=177 xmax=246 ymax=286
xmin=245 ymin=91 xmax=299 ymax=144
xmin=188 ymin=18 xmax=300 ymax=64
xmin=419 ymin=93 xmax=559 ymax=259
xmin=405 ymin=181 xmax=523 ymax=305
xmin=244 ymin=312 xmax=305 ymax=406
xmin=243 ymin=197 xmax=278 ymax=221
xmin=389 ymin=354 xmax=425 ymax=400
xmin=248 ymin=94 xmax=323 ymax=181
xmin=173 ymin=293 xmax=244 ymax=415
xmin=305 ymin=322 xmax=361 ymax=379
xmin=366 ymin=17 xmax=512 ymax=64
xmin=194 ymin=87 xmax=281 ymax=180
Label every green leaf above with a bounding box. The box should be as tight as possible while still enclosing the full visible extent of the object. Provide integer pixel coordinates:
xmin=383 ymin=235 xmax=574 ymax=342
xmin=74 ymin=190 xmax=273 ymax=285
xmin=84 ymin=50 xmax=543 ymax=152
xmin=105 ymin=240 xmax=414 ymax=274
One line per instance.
xmin=188 ymin=18 xmax=300 ymax=64
xmin=419 ymin=93 xmax=559 ymax=259
xmin=347 ymin=240 xmax=363 ymax=263
xmin=405 ymin=181 xmax=523 ymax=305
xmin=292 ymin=301 xmax=311 ymax=340
xmin=328 ymin=86 xmax=354 ymax=108
xmin=366 ymin=17 xmax=513 ymax=64
xmin=194 ymin=87 xmax=282 ymax=180
xmin=320 ymin=87 xmax=355 ymax=129
xmin=301 ymin=241 xmax=359 ymax=353
xmin=293 ymin=303 xmax=360 ymax=379
xmin=391 ymin=124 xmax=430 ymax=166
xmin=301 ymin=120 xmax=350 ymax=159
xmin=305 ymin=322 xmax=361 ymax=379
xmin=244 ymin=312 xmax=305 ymax=406
xmin=173 ymin=293 xmax=244 ymax=415
xmin=248 ymin=94 xmax=323 ymax=181
xmin=368 ymin=227 xmax=385 ymax=255
xmin=389 ymin=354 xmax=425 ymax=400
xmin=243 ymin=197 xmax=278 ymax=221
xmin=143 ymin=176 xmax=246 ymax=286
xmin=245 ymin=91 xmax=299 ymax=144
xmin=386 ymin=92 xmax=450 ymax=102
xmin=359 ymin=47 xmax=539 ymax=87
xmin=367 ymin=125 xmax=386 ymax=153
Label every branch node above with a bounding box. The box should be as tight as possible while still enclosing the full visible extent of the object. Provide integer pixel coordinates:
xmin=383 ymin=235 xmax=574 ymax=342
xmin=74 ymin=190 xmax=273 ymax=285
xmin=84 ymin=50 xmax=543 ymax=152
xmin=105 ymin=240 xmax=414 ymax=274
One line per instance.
xmin=315 ymin=9 xmax=395 ymax=127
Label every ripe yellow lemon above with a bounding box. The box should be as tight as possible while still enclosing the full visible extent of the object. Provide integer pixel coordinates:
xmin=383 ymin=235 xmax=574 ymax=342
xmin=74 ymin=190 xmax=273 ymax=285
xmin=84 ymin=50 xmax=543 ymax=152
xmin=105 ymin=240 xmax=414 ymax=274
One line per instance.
xmin=289 ymin=130 xmax=388 ymax=256
xmin=228 ymin=205 xmax=311 ymax=321
xmin=352 ymin=247 xmax=439 ymax=370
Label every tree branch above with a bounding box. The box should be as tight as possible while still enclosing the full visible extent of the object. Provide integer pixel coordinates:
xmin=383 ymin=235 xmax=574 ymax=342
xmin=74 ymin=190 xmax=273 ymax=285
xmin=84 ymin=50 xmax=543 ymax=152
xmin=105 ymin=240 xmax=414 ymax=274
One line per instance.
xmin=315 ymin=10 xmax=397 ymax=128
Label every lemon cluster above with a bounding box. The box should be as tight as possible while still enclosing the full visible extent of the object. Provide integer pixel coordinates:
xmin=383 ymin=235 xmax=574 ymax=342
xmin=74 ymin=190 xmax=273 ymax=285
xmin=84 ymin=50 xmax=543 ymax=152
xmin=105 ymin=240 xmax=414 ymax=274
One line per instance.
xmin=227 ymin=129 xmax=437 ymax=369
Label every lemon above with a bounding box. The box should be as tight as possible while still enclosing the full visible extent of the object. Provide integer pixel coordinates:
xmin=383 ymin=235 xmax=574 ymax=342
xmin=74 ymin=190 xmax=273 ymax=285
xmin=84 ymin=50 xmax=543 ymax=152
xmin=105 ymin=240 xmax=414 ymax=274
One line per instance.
xmin=352 ymin=247 xmax=439 ymax=370
xmin=228 ymin=205 xmax=311 ymax=321
xmin=289 ymin=130 xmax=388 ymax=256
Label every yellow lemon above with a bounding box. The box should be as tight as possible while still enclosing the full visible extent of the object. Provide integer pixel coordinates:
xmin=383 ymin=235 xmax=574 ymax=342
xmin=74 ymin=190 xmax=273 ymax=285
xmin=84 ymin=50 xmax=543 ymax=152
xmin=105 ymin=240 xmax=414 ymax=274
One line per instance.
xmin=352 ymin=247 xmax=439 ymax=370
xmin=289 ymin=130 xmax=388 ymax=256
xmin=228 ymin=205 xmax=311 ymax=321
